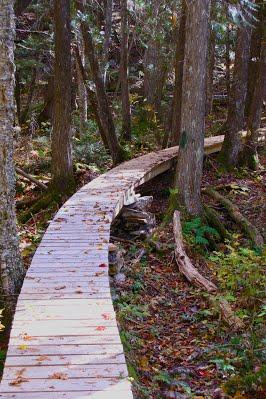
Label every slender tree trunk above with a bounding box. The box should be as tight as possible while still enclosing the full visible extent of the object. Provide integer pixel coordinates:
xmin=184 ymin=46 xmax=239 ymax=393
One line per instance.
xmin=0 ymin=0 xmax=24 ymax=303
xmin=51 ymin=0 xmax=75 ymax=193
xmin=21 ymin=67 xmax=37 ymax=124
xmin=219 ymin=24 xmax=252 ymax=168
xmin=241 ymin=27 xmax=266 ymax=169
xmin=143 ymin=0 xmax=168 ymax=116
xmin=206 ymin=15 xmax=215 ymax=116
xmin=245 ymin=0 xmax=262 ymax=117
xmin=15 ymin=70 xmax=21 ymax=125
xmin=225 ymin=24 xmax=231 ymax=108
xmin=75 ymin=28 xmax=88 ymax=137
xmin=169 ymin=0 xmax=186 ymax=146
xmin=76 ymin=0 xmax=125 ymax=165
xmin=74 ymin=45 xmax=109 ymax=150
xmin=103 ymin=0 xmax=113 ymax=84
xmin=120 ymin=0 xmax=131 ymax=141
xmin=175 ymin=0 xmax=211 ymax=216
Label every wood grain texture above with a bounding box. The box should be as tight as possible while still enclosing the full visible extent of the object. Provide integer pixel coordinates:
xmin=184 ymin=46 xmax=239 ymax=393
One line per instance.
xmin=1 ymin=135 xmax=243 ymax=398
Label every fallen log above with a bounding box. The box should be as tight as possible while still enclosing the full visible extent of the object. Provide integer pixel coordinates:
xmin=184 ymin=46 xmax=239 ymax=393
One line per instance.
xmin=16 ymin=166 xmax=48 ymax=191
xmin=173 ymin=211 xmax=244 ymax=330
xmin=203 ymin=187 xmax=264 ymax=247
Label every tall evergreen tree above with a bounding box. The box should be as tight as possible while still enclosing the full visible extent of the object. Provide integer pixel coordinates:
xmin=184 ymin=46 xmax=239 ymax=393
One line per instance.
xmin=51 ymin=0 xmax=75 ymax=193
xmin=219 ymin=22 xmax=252 ymax=168
xmin=0 ymin=0 xmax=24 ymax=301
xmin=175 ymin=0 xmax=211 ymax=215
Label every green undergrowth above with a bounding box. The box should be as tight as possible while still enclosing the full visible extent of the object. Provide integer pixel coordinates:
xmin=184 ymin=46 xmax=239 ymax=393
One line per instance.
xmin=207 ymin=242 xmax=266 ymax=397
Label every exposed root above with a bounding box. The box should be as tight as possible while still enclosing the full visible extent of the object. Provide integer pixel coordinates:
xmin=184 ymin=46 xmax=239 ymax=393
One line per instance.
xmin=173 ymin=211 xmax=245 ymax=331
xmin=203 ymin=187 xmax=264 ymax=247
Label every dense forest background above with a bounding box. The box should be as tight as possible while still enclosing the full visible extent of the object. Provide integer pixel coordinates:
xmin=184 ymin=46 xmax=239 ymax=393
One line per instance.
xmin=0 ymin=0 xmax=265 ymax=398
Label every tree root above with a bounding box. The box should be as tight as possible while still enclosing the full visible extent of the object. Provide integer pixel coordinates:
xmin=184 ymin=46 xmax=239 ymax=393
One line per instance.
xmin=203 ymin=205 xmax=229 ymax=240
xmin=173 ymin=211 xmax=244 ymax=331
xmin=203 ymin=187 xmax=264 ymax=247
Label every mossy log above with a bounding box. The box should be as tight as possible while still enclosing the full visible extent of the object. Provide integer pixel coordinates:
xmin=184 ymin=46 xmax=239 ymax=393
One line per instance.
xmin=173 ymin=211 xmax=244 ymax=331
xmin=18 ymin=192 xmax=58 ymax=224
xmin=204 ymin=187 xmax=264 ymax=247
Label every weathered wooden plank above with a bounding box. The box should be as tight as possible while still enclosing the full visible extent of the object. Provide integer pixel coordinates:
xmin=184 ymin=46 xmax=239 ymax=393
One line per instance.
xmin=2 ymin=363 xmax=128 ymax=380
xmin=10 ymin=324 xmax=120 ymax=338
xmin=7 ymin=344 xmax=124 ymax=357
xmin=9 ymin=335 xmax=122 ymax=347
xmin=0 ymin=378 xmax=131 ymax=393
xmin=0 ymin=390 xmax=134 ymax=399
xmin=5 ymin=353 xmax=126 ymax=367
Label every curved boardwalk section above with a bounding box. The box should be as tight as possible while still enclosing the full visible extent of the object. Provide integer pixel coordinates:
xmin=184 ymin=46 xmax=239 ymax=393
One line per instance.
xmin=0 ymin=135 xmax=225 ymax=399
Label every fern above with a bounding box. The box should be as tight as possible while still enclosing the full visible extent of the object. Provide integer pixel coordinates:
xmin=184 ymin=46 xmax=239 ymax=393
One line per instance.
xmin=183 ymin=217 xmax=220 ymax=246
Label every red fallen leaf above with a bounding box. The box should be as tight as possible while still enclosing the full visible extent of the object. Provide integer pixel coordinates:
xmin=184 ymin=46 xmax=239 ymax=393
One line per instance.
xmin=96 ymin=326 xmax=106 ymax=331
xmin=102 ymin=313 xmax=112 ymax=320
xmin=99 ymin=263 xmax=107 ymax=268
xmin=197 ymin=369 xmax=209 ymax=377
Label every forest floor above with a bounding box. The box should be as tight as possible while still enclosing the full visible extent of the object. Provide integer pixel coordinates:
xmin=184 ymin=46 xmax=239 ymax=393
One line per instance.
xmin=111 ymin=154 xmax=266 ymax=399
xmin=0 ymin=139 xmax=265 ymax=399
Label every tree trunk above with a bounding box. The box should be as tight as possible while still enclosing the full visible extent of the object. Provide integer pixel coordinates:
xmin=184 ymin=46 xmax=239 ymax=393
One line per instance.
xmin=245 ymin=0 xmax=262 ymax=117
xmin=76 ymin=0 xmax=125 ymax=165
xmin=120 ymin=0 xmax=131 ymax=141
xmin=51 ymin=0 xmax=75 ymax=193
xmin=143 ymin=0 xmax=168 ymax=116
xmin=225 ymin=24 xmax=231 ymax=108
xmin=0 ymin=0 xmax=24 ymax=303
xmin=74 ymin=45 xmax=109 ymax=150
xmin=241 ymin=27 xmax=266 ymax=169
xmin=175 ymin=0 xmax=211 ymax=216
xmin=75 ymin=28 xmax=88 ymax=137
xmin=103 ymin=0 xmax=113 ymax=84
xmin=169 ymin=0 xmax=186 ymax=146
xmin=206 ymin=8 xmax=215 ymax=116
xmin=219 ymin=24 xmax=252 ymax=168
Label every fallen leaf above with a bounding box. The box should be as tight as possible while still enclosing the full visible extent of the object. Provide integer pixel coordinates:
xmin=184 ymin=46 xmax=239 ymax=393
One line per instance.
xmin=96 ymin=326 xmax=106 ymax=331
xmin=49 ymin=372 xmax=69 ymax=380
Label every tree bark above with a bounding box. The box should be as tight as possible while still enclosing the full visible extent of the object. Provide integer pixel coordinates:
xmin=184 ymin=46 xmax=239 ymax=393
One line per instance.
xmin=120 ymin=0 xmax=131 ymax=141
xmin=169 ymin=0 xmax=187 ymax=146
xmin=175 ymin=0 xmax=211 ymax=216
xmin=245 ymin=0 xmax=262 ymax=117
xmin=206 ymin=10 xmax=215 ymax=116
xmin=75 ymin=27 xmax=88 ymax=137
xmin=103 ymin=0 xmax=113 ymax=84
xmin=143 ymin=0 xmax=168 ymax=116
xmin=74 ymin=45 xmax=109 ymax=150
xmin=76 ymin=0 xmax=125 ymax=165
xmin=241 ymin=34 xmax=266 ymax=169
xmin=0 ymin=0 xmax=24 ymax=302
xmin=219 ymin=24 xmax=252 ymax=168
xmin=51 ymin=0 xmax=75 ymax=193
xmin=225 ymin=24 xmax=231 ymax=108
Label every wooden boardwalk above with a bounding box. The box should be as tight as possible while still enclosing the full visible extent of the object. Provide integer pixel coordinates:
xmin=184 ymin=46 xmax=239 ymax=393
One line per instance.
xmin=0 ymin=135 xmax=228 ymax=398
